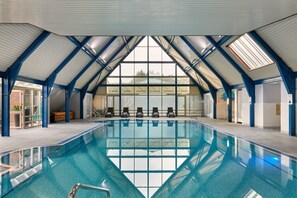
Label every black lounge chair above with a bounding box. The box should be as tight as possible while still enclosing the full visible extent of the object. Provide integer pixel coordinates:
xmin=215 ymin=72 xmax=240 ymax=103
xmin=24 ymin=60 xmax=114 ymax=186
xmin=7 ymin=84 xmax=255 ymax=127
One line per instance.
xmin=121 ymin=107 xmax=130 ymax=118
xmin=136 ymin=107 xmax=143 ymax=118
xmin=105 ymin=107 xmax=114 ymax=118
xmin=167 ymin=107 xmax=175 ymax=118
xmin=152 ymin=107 xmax=159 ymax=118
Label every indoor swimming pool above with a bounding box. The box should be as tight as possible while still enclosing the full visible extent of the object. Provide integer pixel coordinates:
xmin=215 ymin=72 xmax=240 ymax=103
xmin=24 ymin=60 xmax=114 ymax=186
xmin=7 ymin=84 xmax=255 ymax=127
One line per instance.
xmin=1 ymin=120 xmax=297 ymax=197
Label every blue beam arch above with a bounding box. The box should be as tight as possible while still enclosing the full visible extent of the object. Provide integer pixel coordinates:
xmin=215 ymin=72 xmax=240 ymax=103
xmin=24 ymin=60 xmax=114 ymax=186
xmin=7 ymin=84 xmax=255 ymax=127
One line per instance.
xmin=42 ymin=36 xmax=91 ymax=126
xmin=65 ymin=37 xmax=117 ymax=121
xmin=79 ymin=37 xmax=136 ymax=119
xmin=180 ymin=36 xmax=233 ymax=122
xmin=206 ymin=36 xmax=255 ymax=127
xmin=249 ymin=31 xmax=296 ymax=136
xmin=2 ymin=31 xmax=50 ymax=136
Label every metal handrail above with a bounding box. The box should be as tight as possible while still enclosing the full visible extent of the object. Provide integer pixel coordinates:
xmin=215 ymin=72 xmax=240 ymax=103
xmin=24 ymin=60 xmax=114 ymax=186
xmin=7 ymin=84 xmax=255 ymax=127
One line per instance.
xmin=68 ymin=183 xmax=110 ymax=198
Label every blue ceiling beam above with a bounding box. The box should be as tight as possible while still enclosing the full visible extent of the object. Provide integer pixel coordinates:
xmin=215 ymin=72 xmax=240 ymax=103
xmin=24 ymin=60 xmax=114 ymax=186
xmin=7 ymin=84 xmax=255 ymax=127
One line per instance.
xmin=5 ymin=31 xmax=50 ymax=93
xmin=67 ymin=36 xmax=105 ymax=67
xmin=92 ymin=37 xmax=146 ymax=95
xmin=207 ymin=36 xmax=255 ymax=126
xmin=162 ymin=36 xmax=216 ymax=99
xmin=199 ymin=36 xmax=232 ymax=60
xmin=152 ymin=36 xmax=206 ymax=95
xmin=81 ymin=37 xmax=135 ymax=97
xmin=180 ymin=36 xmax=231 ymax=98
xmin=66 ymin=36 xmax=117 ymax=97
xmin=45 ymin=36 xmax=91 ymax=96
xmin=249 ymin=31 xmax=295 ymax=94
xmin=206 ymin=36 xmax=255 ymax=99
xmin=249 ymin=31 xmax=295 ymax=136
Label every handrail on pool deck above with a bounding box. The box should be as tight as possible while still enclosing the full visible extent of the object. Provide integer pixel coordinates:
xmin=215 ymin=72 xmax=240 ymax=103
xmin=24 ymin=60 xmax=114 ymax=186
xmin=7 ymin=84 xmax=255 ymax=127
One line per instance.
xmin=68 ymin=183 xmax=110 ymax=198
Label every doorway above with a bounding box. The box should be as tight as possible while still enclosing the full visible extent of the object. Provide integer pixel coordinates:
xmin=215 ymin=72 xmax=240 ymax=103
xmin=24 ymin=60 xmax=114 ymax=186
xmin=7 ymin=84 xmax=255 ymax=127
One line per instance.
xmin=10 ymin=89 xmax=42 ymax=129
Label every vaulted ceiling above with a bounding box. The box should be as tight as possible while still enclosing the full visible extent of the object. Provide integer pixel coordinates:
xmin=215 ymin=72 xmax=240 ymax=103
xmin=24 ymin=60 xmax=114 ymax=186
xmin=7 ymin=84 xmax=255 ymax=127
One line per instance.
xmin=1 ymin=4 xmax=297 ymax=96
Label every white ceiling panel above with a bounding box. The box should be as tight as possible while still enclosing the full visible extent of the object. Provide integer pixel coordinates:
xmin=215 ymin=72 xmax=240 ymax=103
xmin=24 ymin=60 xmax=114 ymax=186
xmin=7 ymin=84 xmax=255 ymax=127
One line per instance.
xmin=0 ymin=24 xmax=42 ymax=72
xmin=256 ymin=15 xmax=297 ymax=72
xmin=172 ymin=37 xmax=197 ymax=62
xmin=221 ymin=41 xmax=280 ymax=81
xmin=2 ymin=1 xmax=297 ymax=35
xmin=20 ymin=34 xmax=76 ymax=80
xmin=188 ymin=70 xmax=209 ymax=91
xmin=100 ymin=37 xmax=124 ymax=63
xmin=205 ymin=51 xmax=243 ymax=85
xmin=55 ymin=50 xmax=92 ymax=85
xmin=75 ymin=62 xmax=101 ymax=89
xmin=196 ymin=62 xmax=222 ymax=89
xmin=87 ymin=70 xmax=108 ymax=92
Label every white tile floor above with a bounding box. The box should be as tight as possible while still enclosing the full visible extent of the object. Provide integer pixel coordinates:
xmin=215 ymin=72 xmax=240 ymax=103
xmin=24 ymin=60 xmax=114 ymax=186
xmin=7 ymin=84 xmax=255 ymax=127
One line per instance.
xmin=1 ymin=117 xmax=297 ymax=159
xmin=0 ymin=121 xmax=103 ymax=153
xmin=197 ymin=117 xmax=297 ymax=157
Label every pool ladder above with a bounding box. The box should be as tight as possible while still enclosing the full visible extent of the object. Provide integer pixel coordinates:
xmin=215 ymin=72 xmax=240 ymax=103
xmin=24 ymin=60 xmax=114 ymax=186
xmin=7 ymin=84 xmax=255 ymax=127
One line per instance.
xmin=68 ymin=183 xmax=110 ymax=198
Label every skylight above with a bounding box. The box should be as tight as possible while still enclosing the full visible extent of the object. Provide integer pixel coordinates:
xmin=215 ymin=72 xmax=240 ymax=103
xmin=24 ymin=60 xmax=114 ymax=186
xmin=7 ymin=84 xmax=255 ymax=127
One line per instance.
xmin=227 ymin=34 xmax=274 ymax=70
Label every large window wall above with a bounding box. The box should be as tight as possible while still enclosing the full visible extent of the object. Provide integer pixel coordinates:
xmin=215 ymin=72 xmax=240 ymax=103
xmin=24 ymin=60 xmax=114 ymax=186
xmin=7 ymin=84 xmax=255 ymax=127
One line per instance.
xmin=94 ymin=37 xmax=203 ymax=117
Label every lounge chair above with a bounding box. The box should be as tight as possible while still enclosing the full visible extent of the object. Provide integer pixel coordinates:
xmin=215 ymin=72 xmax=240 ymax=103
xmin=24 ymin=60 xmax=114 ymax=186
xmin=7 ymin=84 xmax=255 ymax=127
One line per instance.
xmin=121 ymin=107 xmax=130 ymax=118
xmin=105 ymin=107 xmax=114 ymax=118
xmin=167 ymin=107 xmax=175 ymax=118
xmin=136 ymin=107 xmax=143 ymax=118
xmin=152 ymin=107 xmax=159 ymax=118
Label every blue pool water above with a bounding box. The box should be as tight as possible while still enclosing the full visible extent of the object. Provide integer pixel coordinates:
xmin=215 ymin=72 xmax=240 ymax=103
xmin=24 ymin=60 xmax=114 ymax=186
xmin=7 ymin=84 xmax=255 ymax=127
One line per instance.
xmin=1 ymin=120 xmax=297 ymax=197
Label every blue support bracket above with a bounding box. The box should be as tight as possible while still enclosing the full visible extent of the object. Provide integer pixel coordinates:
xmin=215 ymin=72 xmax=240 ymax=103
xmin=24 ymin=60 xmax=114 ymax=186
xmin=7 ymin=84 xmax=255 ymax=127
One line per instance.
xmin=249 ymin=31 xmax=296 ymax=135
xmin=42 ymin=84 xmax=49 ymax=127
xmin=207 ymin=36 xmax=255 ymax=126
xmin=6 ymin=31 xmax=50 ymax=93
xmin=180 ymin=36 xmax=232 ymax=122
xmin=2 ymin=31 xmax=50 ymax=136
xmin=151 ymin=37 xmax=206 ymax=95
xmin=45 ymin=36 xmax=91 ymax=96
xmin=82 ymin=37 xmax=135 ymax=94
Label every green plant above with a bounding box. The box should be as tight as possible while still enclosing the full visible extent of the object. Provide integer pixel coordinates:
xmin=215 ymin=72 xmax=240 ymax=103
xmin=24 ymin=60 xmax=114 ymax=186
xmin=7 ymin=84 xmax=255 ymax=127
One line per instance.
xmin=12 ymin=105 xmax=21 ymax=111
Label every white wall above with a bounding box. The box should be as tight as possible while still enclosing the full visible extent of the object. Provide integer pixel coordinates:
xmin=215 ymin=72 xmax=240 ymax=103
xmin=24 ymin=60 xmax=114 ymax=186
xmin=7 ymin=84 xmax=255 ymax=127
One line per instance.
xmin=83 ymin=93 xmax=93 ymax=119
xmin=203 ymin=93 xmax=214 ymax=118
xmin=255 ymin=85 xmax=264 ymax=128
xmin=70 ymin=92 xmax=80 ymax=119
xmin=50 ymin=88 xmax=65 ymax=112
xmin=263 ymin=83 xmax=281 ymax=128
xmin=241 ymin=88 xmax=250 ymax=126
xmin=216 ymin=91 xmax=227 ymax=119
xmin=281 ymin=82 xmax=289 ymax=133
xmin=255 ymin=83 xmax=281 ymax=129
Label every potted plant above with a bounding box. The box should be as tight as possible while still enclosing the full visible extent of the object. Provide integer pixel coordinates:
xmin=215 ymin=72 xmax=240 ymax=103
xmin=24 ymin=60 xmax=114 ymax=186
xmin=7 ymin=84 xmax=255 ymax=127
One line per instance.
xmin=12 ymin=105 xmax=21 ymax=127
